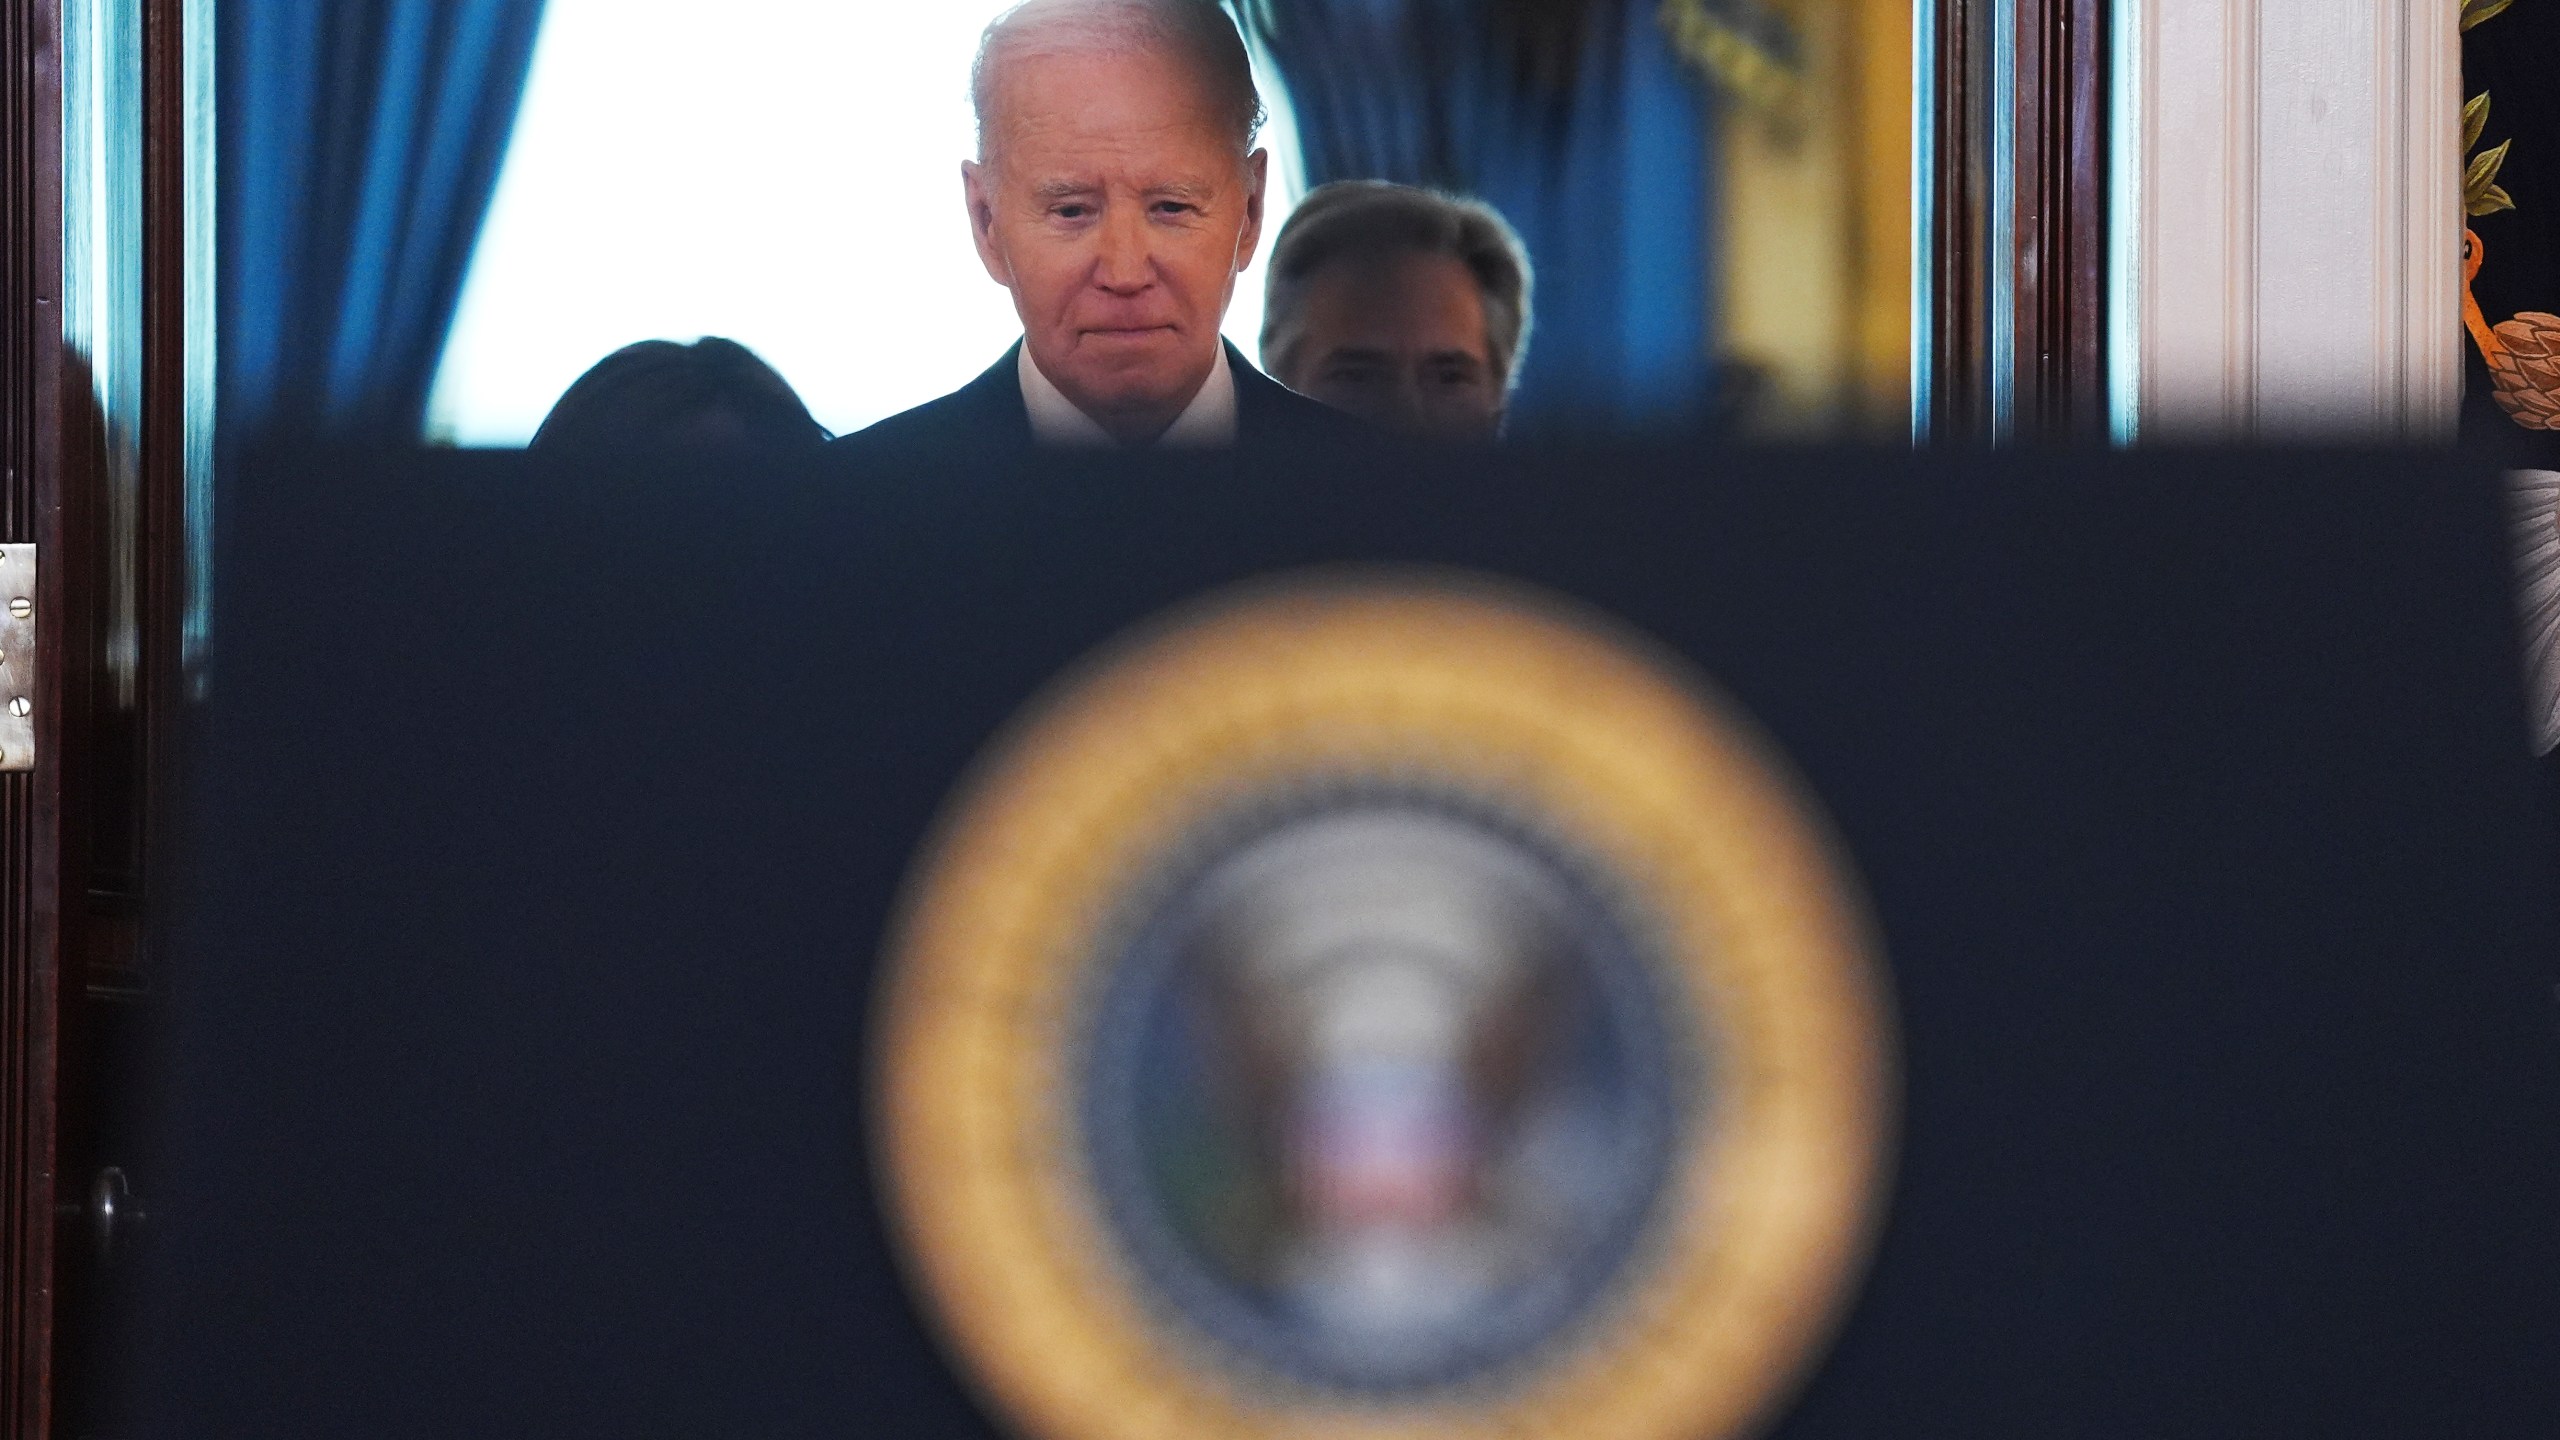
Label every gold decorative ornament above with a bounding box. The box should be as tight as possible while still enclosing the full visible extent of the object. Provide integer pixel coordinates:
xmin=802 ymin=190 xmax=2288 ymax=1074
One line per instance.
xmin=872 ymin=574 xmax=1896 ymax=1440
xmin=1659 ymin=0 xmax=1806 ymax=134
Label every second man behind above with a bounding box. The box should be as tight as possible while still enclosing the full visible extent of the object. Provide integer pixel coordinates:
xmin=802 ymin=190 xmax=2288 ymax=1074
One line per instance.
xmin=1260 ymin=181 xmax=1534 ymax=444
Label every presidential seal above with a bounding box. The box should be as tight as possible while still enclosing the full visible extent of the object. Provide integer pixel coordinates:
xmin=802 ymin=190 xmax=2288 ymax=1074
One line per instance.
xmin=872 ymin=575 xmax=1895 ymax=1440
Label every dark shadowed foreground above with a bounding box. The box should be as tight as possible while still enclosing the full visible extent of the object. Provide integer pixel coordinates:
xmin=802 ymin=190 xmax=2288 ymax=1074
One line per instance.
xmin=143 ymin=441 xmax=2560 ymax=1437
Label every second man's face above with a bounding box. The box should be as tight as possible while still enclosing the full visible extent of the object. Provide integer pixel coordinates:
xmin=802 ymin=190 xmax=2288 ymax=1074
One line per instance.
xmin=965 ymin=48 xmax=1266 ymax=438
xmin=1280 ymin=251 xmax=1507 ymax=442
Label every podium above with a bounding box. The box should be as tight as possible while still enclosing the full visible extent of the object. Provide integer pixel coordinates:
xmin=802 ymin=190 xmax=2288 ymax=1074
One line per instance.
xmin=145 ymin=444 xmax=2560 ymax=1438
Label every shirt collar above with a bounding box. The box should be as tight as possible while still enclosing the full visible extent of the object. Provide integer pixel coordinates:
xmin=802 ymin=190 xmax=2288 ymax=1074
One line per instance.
xmin=1017 ymin=341 xmax=1239 ymax=449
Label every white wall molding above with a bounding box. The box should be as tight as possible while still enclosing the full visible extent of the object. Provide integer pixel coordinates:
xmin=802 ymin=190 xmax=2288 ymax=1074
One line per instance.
xmin=2114 ymin=0 xmax=2460 ymax=440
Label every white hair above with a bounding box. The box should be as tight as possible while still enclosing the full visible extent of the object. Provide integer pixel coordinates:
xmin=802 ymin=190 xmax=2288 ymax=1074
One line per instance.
xmin=972 ymin=0 xmax=1266 ymax=160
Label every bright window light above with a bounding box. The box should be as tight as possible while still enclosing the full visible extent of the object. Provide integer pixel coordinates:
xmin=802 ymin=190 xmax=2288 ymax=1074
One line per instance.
xmin=425 ymin=2 xmax=1305 ymax=446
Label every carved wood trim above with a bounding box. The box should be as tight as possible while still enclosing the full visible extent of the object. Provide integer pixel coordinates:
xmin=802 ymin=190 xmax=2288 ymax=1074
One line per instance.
xmin=2010 ymin=0 xmax=2107 ymax=437
xmin=1923 ymin=0 xmax=1988 ymax=441
xmin=1924 ymin=0 xmax=2110 ymax=441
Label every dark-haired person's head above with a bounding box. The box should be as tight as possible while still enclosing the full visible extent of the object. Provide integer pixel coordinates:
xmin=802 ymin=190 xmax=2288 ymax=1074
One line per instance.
xmin=1260 ymin=182 xmax=1533 ymax=442
xmin=529 ymin=337 xmax=829 ymax=453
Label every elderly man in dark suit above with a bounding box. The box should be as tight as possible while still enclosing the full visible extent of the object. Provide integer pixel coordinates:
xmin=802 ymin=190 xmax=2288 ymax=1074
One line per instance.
xmin=841 ymin=0 xmax=1363 ymax=455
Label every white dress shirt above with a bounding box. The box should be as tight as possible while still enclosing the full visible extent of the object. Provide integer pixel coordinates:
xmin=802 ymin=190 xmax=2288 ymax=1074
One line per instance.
xmin=1018 ymin=342 xmax=1239 ymax=448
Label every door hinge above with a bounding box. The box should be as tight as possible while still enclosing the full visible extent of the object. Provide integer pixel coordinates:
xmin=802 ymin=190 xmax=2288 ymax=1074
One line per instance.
xmin=0 ymin=546 xmax=32 ymax=771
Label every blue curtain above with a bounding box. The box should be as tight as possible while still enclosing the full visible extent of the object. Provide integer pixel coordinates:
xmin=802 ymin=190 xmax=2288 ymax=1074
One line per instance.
xmin=1243 ymin=0 xmax=1714 ymax=433
xmin=221 ymin=0 xmax=546 ymax=441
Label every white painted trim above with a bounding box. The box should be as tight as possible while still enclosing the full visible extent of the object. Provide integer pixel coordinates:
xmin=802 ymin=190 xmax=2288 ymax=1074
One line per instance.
xmin=2115 ymin=0 xmax=2459 ymax=441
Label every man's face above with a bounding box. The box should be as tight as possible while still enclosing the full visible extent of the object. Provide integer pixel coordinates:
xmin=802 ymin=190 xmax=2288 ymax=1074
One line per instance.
xmin=1278 ymin=250 xmax=1506 ymax=442
xmin=965 ymin=46 xmax=1266 ymax=438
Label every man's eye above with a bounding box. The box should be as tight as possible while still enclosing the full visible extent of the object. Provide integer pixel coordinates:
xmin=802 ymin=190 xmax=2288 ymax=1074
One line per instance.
xmin=1153 ymin=202 xmax=1197 ymax=217
xmin=1053 ymin=205 xmax=1092 ymax=220
xmin=1429 ymin=363 xmax=1485 ymax=388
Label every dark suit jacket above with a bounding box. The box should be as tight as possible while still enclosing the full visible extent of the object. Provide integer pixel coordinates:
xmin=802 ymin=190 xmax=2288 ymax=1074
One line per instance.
xmin=833 ymin=340 xmax=1370 ymax=456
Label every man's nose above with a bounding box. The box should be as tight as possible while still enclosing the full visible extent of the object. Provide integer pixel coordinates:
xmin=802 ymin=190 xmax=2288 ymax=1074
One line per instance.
xmin=1385 ymin=374 xmax=1428 ymax=429
xmin=1091 ymin=207 xmax=1154 ymax=293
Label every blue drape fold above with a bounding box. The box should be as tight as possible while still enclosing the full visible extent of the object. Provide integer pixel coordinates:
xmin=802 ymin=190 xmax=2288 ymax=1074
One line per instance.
xmin=221 ymin=0 xmax=545 ymax=441
xmin=1244 ymin=0 xmax=1714 ymax=432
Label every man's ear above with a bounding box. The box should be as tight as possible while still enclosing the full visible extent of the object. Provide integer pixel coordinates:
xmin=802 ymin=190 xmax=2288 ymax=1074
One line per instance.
xmin=962 ymin=159 xmax=1013 ymax=287
xmin=1234 ymin=148 xmax=1271 ymax=274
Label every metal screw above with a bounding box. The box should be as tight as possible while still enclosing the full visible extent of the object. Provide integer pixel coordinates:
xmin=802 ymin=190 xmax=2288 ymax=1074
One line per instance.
xmin=9 ymin=698 xmax=29 ymax=718
xmin=7 ymin=598 xmax=28 ymax=620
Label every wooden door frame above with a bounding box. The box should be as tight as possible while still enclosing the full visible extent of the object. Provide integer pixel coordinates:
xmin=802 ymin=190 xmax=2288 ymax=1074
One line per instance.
xmin=1 ymin=0 xmax=72 ymax=1429
xmin=4 ymin=0 xmax=201 ymax=1430
xmin=1922 ymin=0 xmax=2111 ymax=442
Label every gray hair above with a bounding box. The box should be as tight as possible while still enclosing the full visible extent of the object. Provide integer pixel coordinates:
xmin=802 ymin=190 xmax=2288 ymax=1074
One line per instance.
xmin=972 ymin=0 xmax=1266 ymax=161
xmin=1261 ymin=181 xmax=1536 ymax=390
